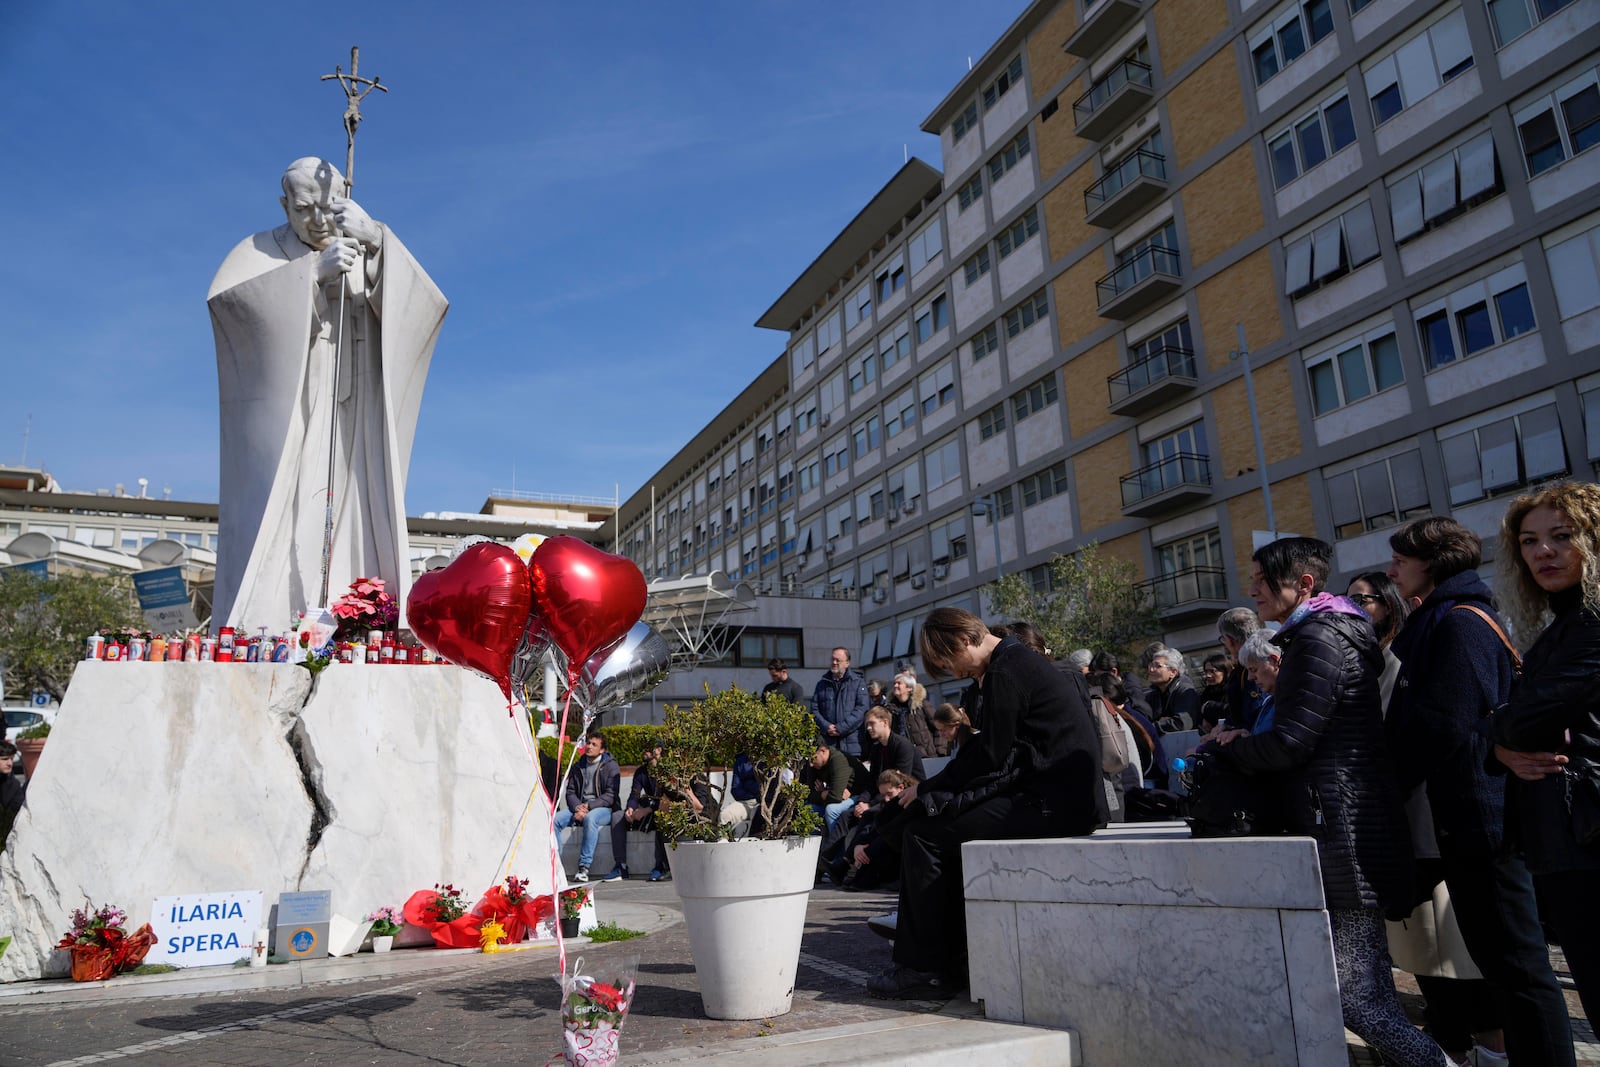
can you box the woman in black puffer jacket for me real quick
[1209,537,1446,1067]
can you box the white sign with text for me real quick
[149,889,264,968]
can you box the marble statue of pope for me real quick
[208,157,447,630]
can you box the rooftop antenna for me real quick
[19,414,30,466]
[137,477,149,499]
[968,56,974,70]
[903,143,908,163]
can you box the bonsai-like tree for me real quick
[654,685,821,843]
[983,543,1161,665]
[0,570,144,702]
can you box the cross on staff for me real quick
[320,46,387,196]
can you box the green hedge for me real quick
[537,723,661,768]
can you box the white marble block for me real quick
[963,824,1344,1067]
[0,661,554,981]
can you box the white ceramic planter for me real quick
[371,935,394,953]
[670,835,820,1019]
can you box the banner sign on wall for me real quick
[149,889,264,968]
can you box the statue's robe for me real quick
[208,223,446,629]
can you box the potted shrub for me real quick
[654,686,821,1020]
[57,901,157,981]
[16,721,49,780]
[365,906,402,952]
[558,885,590,939]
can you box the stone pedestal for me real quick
[963,823,1344,1067]
[0,661,554,981]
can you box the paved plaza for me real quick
[2,878,1592,1066]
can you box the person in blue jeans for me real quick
[801,743,860,836]
[553,734,621,883]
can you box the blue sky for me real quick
[0,2,1023,514]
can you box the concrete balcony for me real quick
[1107,343,1198,416]
[1064,0,1145,58]
[1096,244,1182,320]
[1120,452,1212,517]
[1139,566,1229,623]
[1073,58,1154,141]
[1084,149,1168,229]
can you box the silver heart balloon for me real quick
[573,621,671,714]
[509,623,566,708]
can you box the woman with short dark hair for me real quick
[1386,517,1572,1065]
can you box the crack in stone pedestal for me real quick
[284,713,335,886]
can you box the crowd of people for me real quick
[548,481,1598,1065]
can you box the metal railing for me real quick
[1120,452,1212,507]
[1096,245,1181,305]
[1107,344,1197,403]
[1084,149,1167,213]
[487,488,617,507]
[1140,566,1227,611]
[1073,57,1153,126]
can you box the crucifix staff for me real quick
[315,47,388,608]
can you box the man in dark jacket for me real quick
[1387,517,1573,1064]
[762,659,805,705]
[554,734,622,883]
[811,647,870,756]
[866,608,1106,1000]
[605,742,664,882]
[862,706,925,781]
[1145,648,1201,733]
[801,742,866,835]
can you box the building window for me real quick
[1250,0,1336,87]
[957,173,985,213]
[849,349,878,394]
[853,414,882,458]
[888,461,922,510]
[963,246,992,286]
[820,370,847,416]
[953,100,980,142]
[1439,404,1567,505]
[1545,222,1600,320]
[1268,91,1357,187]
[1004,289,1050,338]
[1283,201,1380,298]
[795,399,818,434]
[824,436,850,477]
[1143,422,1207,468]
[978,402,1007,441]
[997,207,1041,259]
[1364,9,1475,126]
[845,281,873,330]
[816,310,842,355]
[915,293,950,342]
[983,55,1024,111]
[1012,373,1060,423]
[876,252,906,302]
[909,219,944,274]
[1388,130,1502,243]
[1582,387,1600,471]
[1156,529,1224,579]
[880,318,911,372]
[920,361,956,415]
[1326,449,1430,539]
[987,130,1032,184]
[1021,460,1069,507]
[798,458,820,494]
[1414,264,1538,369]
[924,437,963,490]
[1514,66,1600,177]
[791,331,814,373]
[1306,327,1403,415]
[1489,0,1580,47]
[886,386,918,439]
[826,501,854,540]
[930,515,968,562]
[971,323,1000,363]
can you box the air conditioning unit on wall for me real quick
[932,563,949,579]
[871,588,888,604]
[910,574,926,589]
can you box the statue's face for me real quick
[280,166,339,250]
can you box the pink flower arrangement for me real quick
[330,577,398,640]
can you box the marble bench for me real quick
[962,822,1344,1067]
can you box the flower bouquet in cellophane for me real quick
[555,955,637,1067]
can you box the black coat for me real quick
[1149,673,1202,732]
[1217,603,1413,916]
[866,730,926,782]
[1387,570,1514,857]
[915,636,1107,834]
[1495,587,1600,875]
[762,677,806,705]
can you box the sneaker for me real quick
[573,867,590,883]
[602,865,627,882]
[647,868,671,882]
[864,964,963,1000]
[867,911,898,941]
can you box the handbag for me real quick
[1089,693,1132,775]
[1178,749,1288,838]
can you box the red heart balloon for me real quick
[528,536,647,684]
[407,542,532,701]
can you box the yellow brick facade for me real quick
[1226,476,1316,576]
[1093,531,1146,577]
[1041,160,1096,262]
[1210,359,1302,480]
[1165,48,1245,171]
[1071,433,1132,534]
[1036,109,1087,180]
[1195,248,1281,371]
[1153,0,1229,73]
[1027,2,1079,99]
[1182,145,1263,269]
[1064,337,1119,439]
[1052,254,1107,350]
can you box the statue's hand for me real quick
[315,237,363,284]
[332,197,383,252]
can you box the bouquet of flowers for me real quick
[401,884,481,950]
[57,901,158,982]
[556,955,637,1067]
[329,577,398,641]
[478,875,548,946]
[426,883,466,923]
[365,906,402,937]
[559,886,590,921]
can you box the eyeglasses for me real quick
[1346,593,1382,606]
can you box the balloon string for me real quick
[498,702,540,885]
[548,687,579,978]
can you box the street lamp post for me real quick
[970,494,1004,582]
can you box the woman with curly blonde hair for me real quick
[1494,480,1600,1024]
